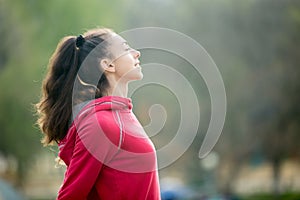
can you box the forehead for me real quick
[106,34,128,57]
[108,33,127,46]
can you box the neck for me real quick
[105,78,129,98]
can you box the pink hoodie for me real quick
[57,96,161,200]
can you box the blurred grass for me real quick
[28,192,300,200]
[241,193,300,200]
[1,0,300,197]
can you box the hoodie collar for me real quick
[73,96,132,120]
[91,96,132,110]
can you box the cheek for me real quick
[113,54,140,80]
[123,55,135,66]
[114,60,131,76]
[116,56,134,69]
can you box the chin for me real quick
[137,72,143,80]
[131,73,143,81]
[126,74,143,83]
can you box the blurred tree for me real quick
[239,0,300,196]
[1,0,299,196]
[0,0,123,186]
[207,0,300,196]
[121,0,300,196]
[0,1,21,71]
[0,0,39,185]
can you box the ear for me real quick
[100,58,115,73]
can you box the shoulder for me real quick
[73,109,121,146]
[74,105,118,129]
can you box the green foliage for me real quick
[120,0,300,194]
[241,192,300,200]
[1,0,300,195]
[0,0,123,183]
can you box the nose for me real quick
[132,49,140,59]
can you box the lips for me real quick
[134,62,140,67]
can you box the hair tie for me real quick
[75,34,85,48]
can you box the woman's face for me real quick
[108,34,142,82]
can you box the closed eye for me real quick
[123,42,132,51]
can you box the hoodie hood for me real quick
[58,96,132,166]
[73,96,132,118]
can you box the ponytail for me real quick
[36,28,113,145]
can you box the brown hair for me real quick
[36,28,113,145]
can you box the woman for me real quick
[36,28,161,200]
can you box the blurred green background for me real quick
[1,0,300,199]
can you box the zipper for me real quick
[115,110,124,149]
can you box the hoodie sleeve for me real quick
[57,112,119,200]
